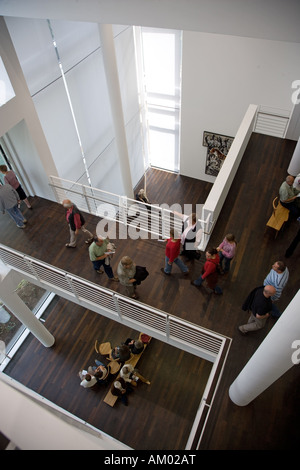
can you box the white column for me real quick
[229,290,300,406]
[0,266,55,348]
[99,24,133,199]
[288,136,300,176]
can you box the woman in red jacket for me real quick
[191,248,222,294]
[161,229,189,275]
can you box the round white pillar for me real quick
[288,136,300,176]
[98,24,133,199]
[229,290,300,406]
[0,267,55,348]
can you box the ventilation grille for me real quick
[254,106,290,138]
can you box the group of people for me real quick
[79,336,150,406]
[0,165,32,228]
[111,362,150,406]
[235,172,298,336]
[61,196,239,300]
[3,169,293,339]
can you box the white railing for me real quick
[48,176,213,243]
[0,243,228,363]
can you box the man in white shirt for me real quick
[79,370,97,388]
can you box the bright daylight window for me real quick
[141,29,182,173]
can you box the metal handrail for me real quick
[0,243,227,362]
[48,175,213,240]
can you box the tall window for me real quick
[140,28,182,173]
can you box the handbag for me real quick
[134,266,149,285]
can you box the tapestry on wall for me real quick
[203,131,234,176]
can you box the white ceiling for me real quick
[0,0,300,43]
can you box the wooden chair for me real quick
[266,197,289,238]
[94,340,121,374]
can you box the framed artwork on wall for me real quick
[203,131,234,176]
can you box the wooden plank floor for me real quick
[1,132,300,450]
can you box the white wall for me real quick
[2,12,300,198]
[180,31,300,182]
[0,17,59,201]
[1,0,300,44]
[2,18,144,198]
[0,375,129,450]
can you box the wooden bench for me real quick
[103,333,151,407]
[266,196,289,238]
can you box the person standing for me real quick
[238,285,276,335]
[0,165,32,209]
[263,261,289,318]
[174,212,202,260]
[88,235,118,281]
[191,247,222,294]
[117,256,138,299]
[161,229,189,276]
[62,199,94,248]
[0,183,27,228]
[217,233,237,274]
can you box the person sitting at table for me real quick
[279,175,300,218]
[111,344,131,362]
[124,337,144,354]
[120,364,151,386]
[111,377,133,406]
[78,370,98,388]
[88,360,110,384]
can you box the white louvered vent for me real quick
[254,106,290,138]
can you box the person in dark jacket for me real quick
[62,199,94,248]
[238,285,276,335]
[111,344,131,362]
[124,338,144,355]
[111,377,133,406]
